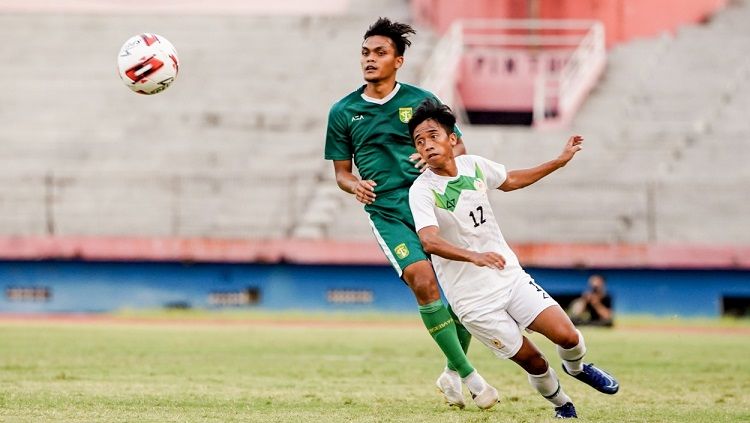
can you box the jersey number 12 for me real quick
[469,206,487,228]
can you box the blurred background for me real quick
[0,0,748,318]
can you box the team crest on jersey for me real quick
[492,338,503,349]
[398,107,413,123]
[394,243,410,259]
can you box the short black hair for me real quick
[408,98,456,139]
[363,17,415,56]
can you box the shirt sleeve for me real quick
[324,104,352,160]
[409,181,439,232]
[472,155,507,189]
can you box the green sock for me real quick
[445,304,472,373]
[419,299,475,378]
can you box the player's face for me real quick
[360,36,403,83]
[413,119,457,168]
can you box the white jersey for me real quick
[409,155,531,318]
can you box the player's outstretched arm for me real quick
[333,160,377,204]
[417,226,506,269]
[499,135,583,192]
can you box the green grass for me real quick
[0,314,748,422]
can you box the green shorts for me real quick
[365,190,428,277]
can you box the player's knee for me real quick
[512,342,548,375]
[520,352,548,375]
[410,276,439,302]
[557,328,580,349]
[403,264,440,302]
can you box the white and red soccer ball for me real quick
[117,33,179,95]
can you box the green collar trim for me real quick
[432,163,484,212]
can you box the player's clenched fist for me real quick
[352,179,377,205]
[470,252,506,269]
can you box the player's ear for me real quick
[395,56,404,69]
[448,132,458,146]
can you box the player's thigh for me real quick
[506,277,559,330]
[366,212,427,278]
[527,305,579,348]
[461,310,523,360]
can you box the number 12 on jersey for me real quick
[469,206,487,228]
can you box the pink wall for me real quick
[539,0,727,46]
[412,0,514,35]
[414,0,725,115]
[458,51,567,111]
[413,0,727,47]
[0,236,748,269]
[459,51,532,111]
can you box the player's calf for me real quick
[528,367,574,410]
[514,338,576,417]
[557,329,586,373]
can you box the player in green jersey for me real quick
[324,18,497,409]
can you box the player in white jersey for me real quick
[407,99,619,419]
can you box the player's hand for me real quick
[558,135,583,164]
[470,252,506,269]
[409,153,429,173]
[352,179,377,205]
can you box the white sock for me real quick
[442,367,461,387]
[443,367,460,379]
[557,329,586,374]
[528,367,572,407]
[462,370,487,394]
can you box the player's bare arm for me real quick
[410,136,466,172]
[499,135,583,192]
[417,226,506,269]
[333,159,377,204]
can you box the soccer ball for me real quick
[117,33,179,95]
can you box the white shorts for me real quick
[457,277,558,359]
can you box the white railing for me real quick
[421,19,606,126]
[555,21,606,123]
[419,23,465,120]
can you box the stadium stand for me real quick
[298,0,750,245]
[0,0,430,240]
[0,0,748,254]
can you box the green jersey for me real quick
[325,83,459,199]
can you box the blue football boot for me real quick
[554,402,578,419]
[562,363,619,394]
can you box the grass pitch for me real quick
[0,313,748,422]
